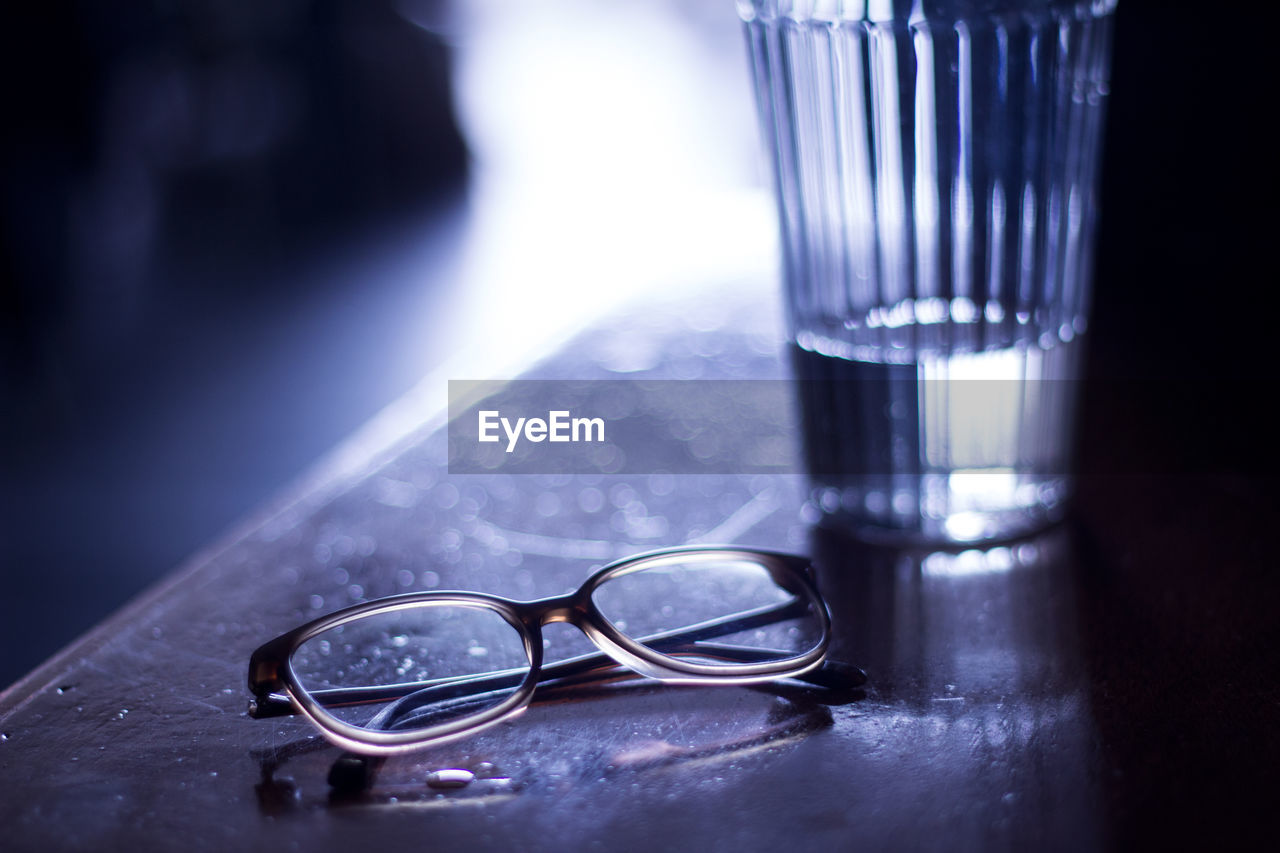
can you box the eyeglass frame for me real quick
[247,545,832,756]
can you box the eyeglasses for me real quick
[247,545,837,756]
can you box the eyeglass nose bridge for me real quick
[512,588,598,631]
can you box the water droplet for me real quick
[116,709,129,720]
[473,762,499,779]
[57,684,75,695]
[467,645,488,658]
[577,488,605,514]
[391,635,409,648]
[0,732,10,742]
[426,769,474,789]
[309,594,324,610]
[434,483,460,510]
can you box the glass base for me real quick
[810,473,1073,545]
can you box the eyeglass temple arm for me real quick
[340,639,868,735]
[529,644,866,692]
[360,644,867,735]
[250,598,852,719]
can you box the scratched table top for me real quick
[2,283,1276,852]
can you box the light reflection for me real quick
[810,523,1104,843]
[444,1,774,366]
[921,544,1017,577]
[357,1,781,455]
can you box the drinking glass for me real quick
[740,0,1117,541]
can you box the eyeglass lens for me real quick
[590,554,823,664]
[290,603,530,733]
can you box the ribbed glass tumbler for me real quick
[741,0,1117,542]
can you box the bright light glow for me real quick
[327,2,780,475]
[922,543,1018,577]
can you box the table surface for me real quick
[2,281,1276,852]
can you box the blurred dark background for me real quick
[0,0,1268,689]
[1,0,471,688]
